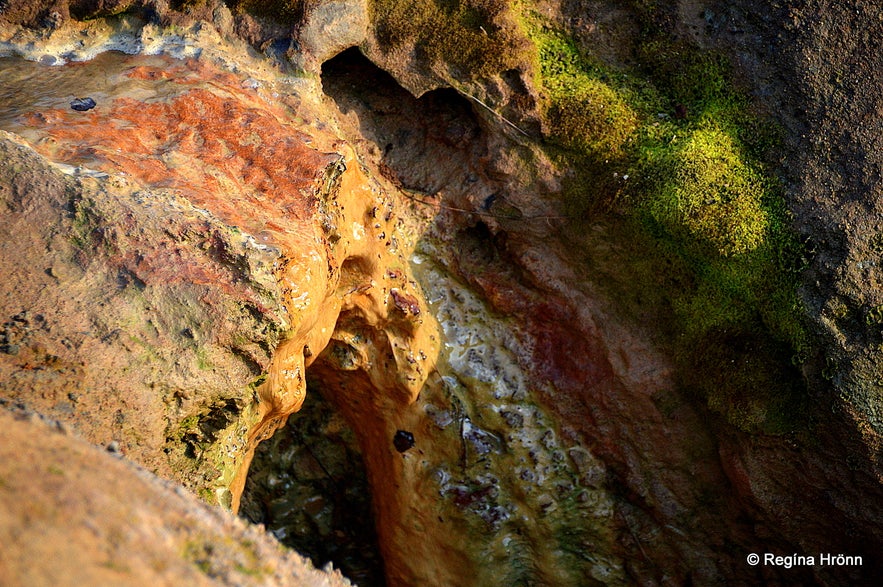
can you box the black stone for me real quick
[70,97,96,112]
[393,430,415,453]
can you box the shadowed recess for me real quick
[240,385,386,587]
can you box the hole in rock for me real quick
[240,385,385,586]
[321,47,488,196]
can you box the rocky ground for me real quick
[1,1,882,586]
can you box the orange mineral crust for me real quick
[3,52,439,520]
[22,56,335,243]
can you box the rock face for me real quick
[0,400,353,587]
[0,13,438,583]
[1,1,883,586]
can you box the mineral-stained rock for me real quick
[0,25,438,515]
[0,128,283,497]
[3,2,883,586]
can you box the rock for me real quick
[1,2,883,586]
[69,97,96,111]
[392,429,414,453]
[293,0,369,73]
[0,405,352,587]
[0,18,440,586]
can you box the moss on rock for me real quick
[226,0,314,24]
[521,9,809,432]
[647,125,767,258]
[369,0,533,81]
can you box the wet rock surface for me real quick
[1,1,883,586]
[0,127,284,495]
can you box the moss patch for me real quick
[369,0,533,81]
[225,0,315,24]
[523,10,808,433]
[165,395,261,505]
[533,25,639,160]
[646,126,767,258]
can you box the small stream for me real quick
[0,52,188,147]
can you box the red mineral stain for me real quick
[24,57,337,249]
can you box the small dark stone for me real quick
[107,440,121,454]
[393,430,415,453]
[390,289,420,316]
[70,97,97,112]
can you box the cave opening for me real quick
[239,381,386,586]
[320,46,489,197]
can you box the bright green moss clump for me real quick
[534,27,638,160]
[648,126,768,258]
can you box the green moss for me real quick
[247,373,267,400]
[70,195,100,251]
[184,534,269,578]
[546,82,638,158]
[182,539,214,575]
[195,347,212,370]
[532,25,639,160]
[524,12,809,432]
[646,126,767,257]
[370,0,532,81]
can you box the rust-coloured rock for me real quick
[0,39,438,517]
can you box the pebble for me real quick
[70,97,96,112]
[393,430,415,453]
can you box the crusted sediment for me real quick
[230,145,440,511]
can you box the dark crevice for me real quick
[240,384,385,587]
[179,398,241,460]
[321,47,489,198]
